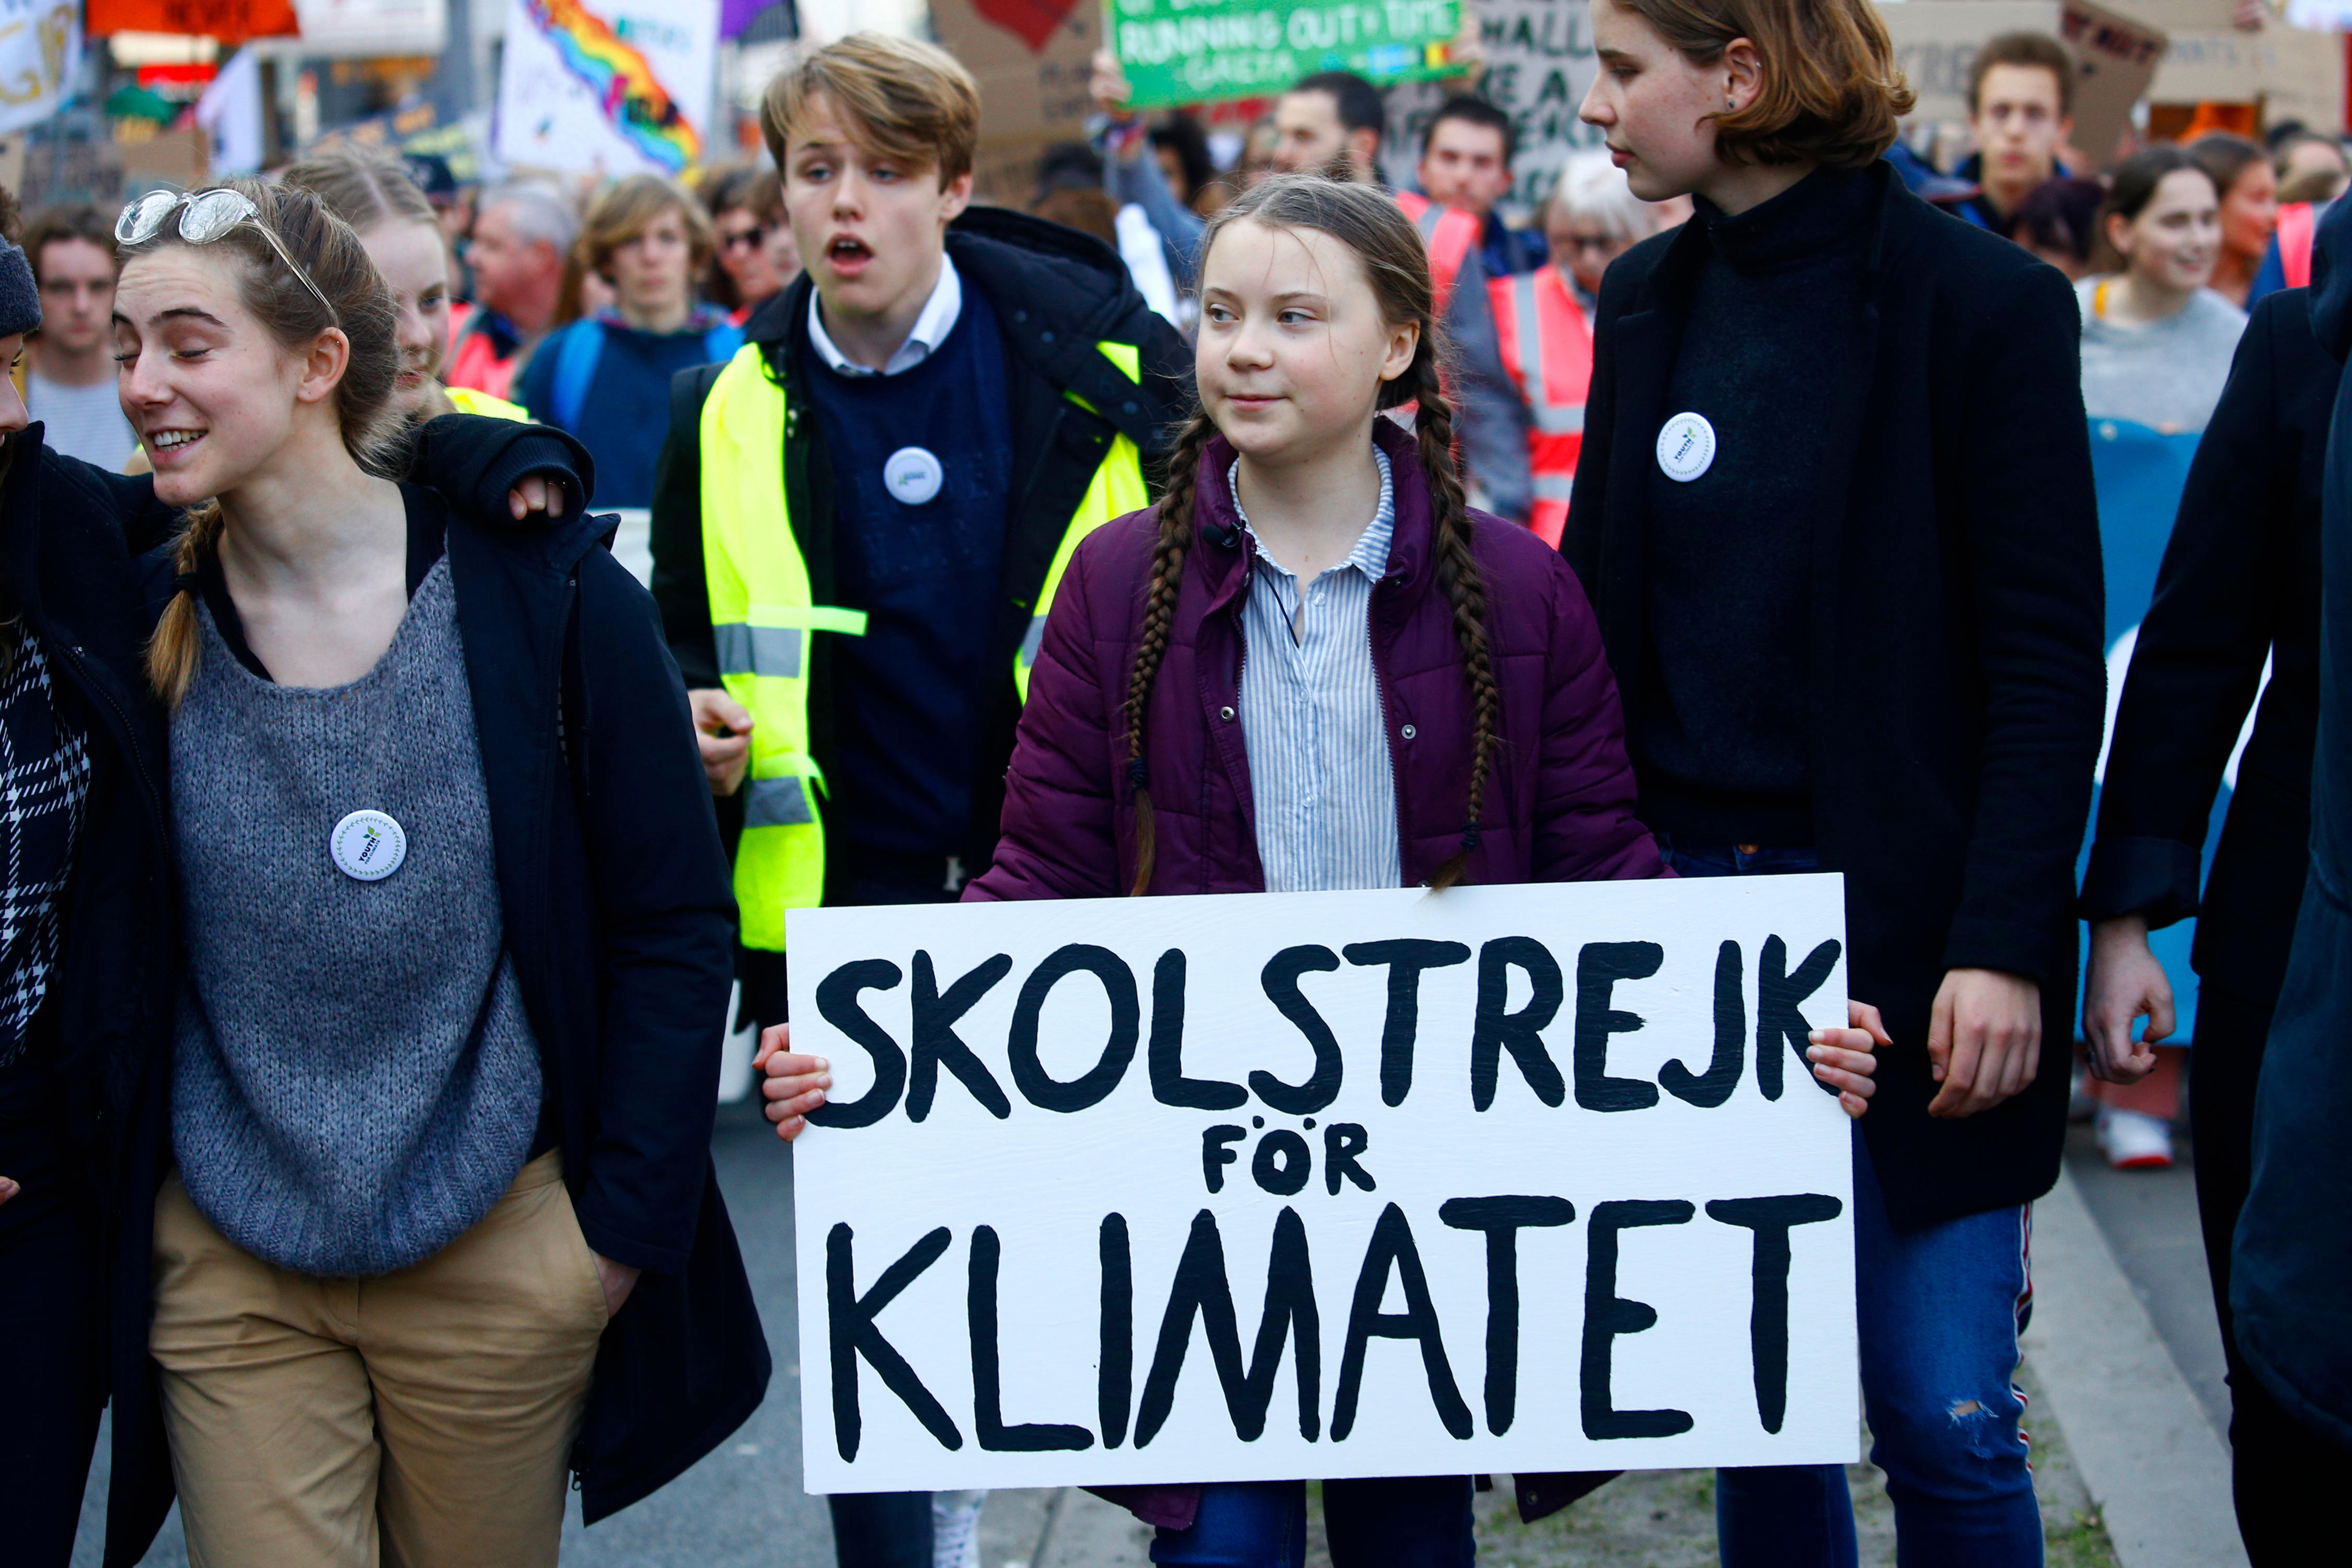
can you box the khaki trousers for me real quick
[151,1150,607,1568]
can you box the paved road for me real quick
[2061,1116,2228,1439]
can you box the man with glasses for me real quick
[448,181,575,405]
[1951,33,2077,238]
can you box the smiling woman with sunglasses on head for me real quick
[105,178,767,1566]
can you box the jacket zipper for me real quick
[1366,582,1409,884]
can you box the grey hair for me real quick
[1548,149,1655,243]
[477,179,578,255]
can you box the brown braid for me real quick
[1124,410,1218,895]
[146,502,227,707]
[1409,351,1498,891]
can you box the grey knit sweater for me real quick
[171,556,543,1276]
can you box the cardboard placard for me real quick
[1877,0,2166,158]
[1112,0,1463,111]
[932,0,1098,204]
[789,878,1859,1493]
[1381,0,1601,214]
[2149,23,2345,130]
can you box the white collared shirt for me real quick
[805,253,964,377]
[1232,444,1402,894]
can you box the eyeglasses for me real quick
[116,188,339,323]
[719,223,769,253]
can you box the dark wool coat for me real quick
[967,416,1668,901]
[106,418,768,1561]
[1569,161,2107,1229]
[4,436,177,1567]
[2082,281,2338,1007]
[2233,194,2352,1446]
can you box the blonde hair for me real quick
[121,179,403,706]
[1612,0,1915,168]
[760,33,979,189]
[277,143,438,237]
[580,172,714,282]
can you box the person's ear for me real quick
[2105,210,2133,260]
[1348,128,1381,175]
[939,169,974,227]
[1721,36,1763,114]
[295,327,352,406]
[1379,319,1420,385]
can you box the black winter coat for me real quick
[1568,162,2107,1229]
[2234,193,2352,1447]
[106,417,767,1561]
[2,434,178,1566]
[2082,283,2339,1008]
[648,206,1192,909]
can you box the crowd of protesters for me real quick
[0,1,2347,1565]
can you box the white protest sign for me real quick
[1382,0,1600,214]
[0,0,80,141]
[789,877,1858,1494]
[490,0,719,177]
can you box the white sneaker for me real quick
[931,1489,984,1568]
[2096,1106,2175,1170]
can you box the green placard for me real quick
[1111,0,1462,110]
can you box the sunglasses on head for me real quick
[116,188,340,324]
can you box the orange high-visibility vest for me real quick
[1490,266,1592,549]
[2280,201,2317,291]
[1395,190,1482,315]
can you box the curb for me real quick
[2020,1167,2245,1568]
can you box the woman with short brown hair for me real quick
[1573,0,2105,1563]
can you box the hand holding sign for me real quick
[756,1024,832,1140]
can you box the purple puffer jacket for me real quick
[969,417,1668,904]
[965,419,1663,1531]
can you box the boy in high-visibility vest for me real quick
[646,40,1189,1558]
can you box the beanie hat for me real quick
[0,242,37,339]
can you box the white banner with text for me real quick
[789,877,1858,1493]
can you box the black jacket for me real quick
[648,205,1192,890]
[2082,284,2339,1007]
[2,435,179,1568]
[1568,162,2107,1228]
[106,417,767,1560]
[2234,194,2352,1446]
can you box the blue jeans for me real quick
[1150,1477,1474,1567]
[1662,838,2043,1568]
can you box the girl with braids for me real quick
[756,171,1882,1566]
[111,178,766,1563]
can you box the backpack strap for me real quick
[702,321,746,366]
[549,320,605,434]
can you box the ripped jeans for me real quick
[1716,1132,2039,1567]
[1658,837,2041,1567]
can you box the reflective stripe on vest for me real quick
[2281,201,2318,291]
[701,339,1147,950]
[1396,191,1481,316]
[445,384,529,421]
[1490,267,1593,549]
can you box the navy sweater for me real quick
[1636,166,1874,846]
[801,287,1013,859]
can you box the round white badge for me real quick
[1656,412,1718,483]
[883,446,945,506]
[330,809,407,882]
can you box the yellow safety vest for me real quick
[446,384,531,421]
[699,338,1150,950]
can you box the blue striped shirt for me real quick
[1232,445,1401,893]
